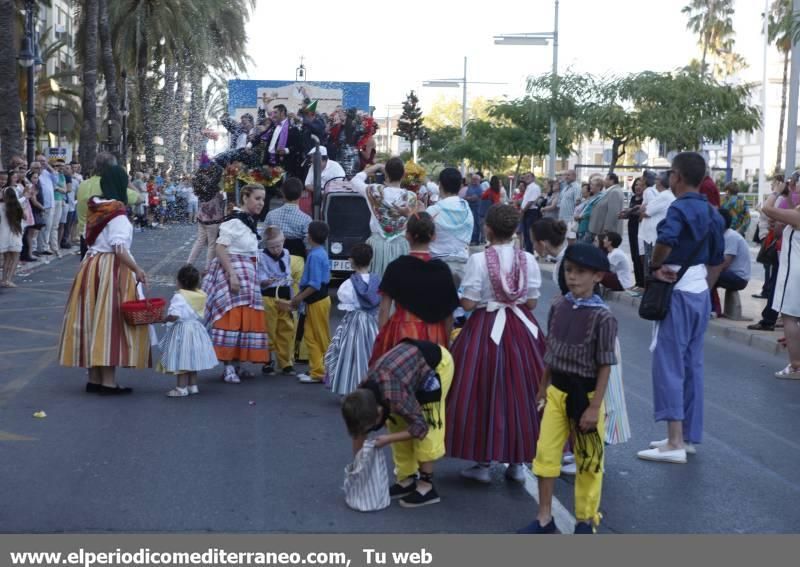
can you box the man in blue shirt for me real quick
[638,152,725,465]
[290,221,331,384]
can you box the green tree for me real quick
[419,125,462,165]
[768,0,793,172]
[628,71,760,151]
[682,0,746,78]
[0,0,23,166]
[78,0,99,171]
[395,90,427,162]
[425,95,492,130]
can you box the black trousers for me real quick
[760,261,780,325]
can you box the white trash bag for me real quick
[343,439,390,512]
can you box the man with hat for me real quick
[637,152,725,465]
[303,146,346,210]
[519,242,618,535]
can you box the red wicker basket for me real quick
[121,298,167,326]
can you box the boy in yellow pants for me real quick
[518,243,618,535]
[289,221,331,383]
[258,226,296,375]
[342,339,454,508]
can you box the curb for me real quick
[537,261,783,357]
[601,290,783,356]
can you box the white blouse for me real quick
[216,218,259,256]
[462,243,541,306]
[337,273,372,311]
[88,215,133,255]
[167,293,201,322]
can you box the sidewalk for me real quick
[536,259,785,356]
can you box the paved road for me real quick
[1,224,799,533]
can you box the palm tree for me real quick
[78,0,99,172]
[768,0,793,173]
[98,0,121,149]
[0,0,24,166]
[682,0,745,78]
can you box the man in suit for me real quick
[588,172,625,239]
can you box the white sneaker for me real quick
[563,452,576,464]
[775,364,800,380]
[223,370,240,384]
[649,438,696,455]
[505,463,527,483]
[187,385,199,395]
[166,387,189,397]
[561,462,577,475]
[637,447,687,464]
[297,373,320,384]
[460,464,491,483]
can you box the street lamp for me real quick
[17,0,38,164]
[423,56,506,173]
[494,0,560,178]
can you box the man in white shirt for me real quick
[520,172,542,253]
[304,146,346,194]
[31,156,59,256]
[600,231,634,291]
[711,208,752,316]
[427,167,474,285]
[638,170,674,274]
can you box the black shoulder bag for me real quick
[638,237,707,321]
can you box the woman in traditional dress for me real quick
[203,184,269,383]
[446,204,546,483]
[351,159,418,276]
[369,212,459,365]
[59,166,150,394]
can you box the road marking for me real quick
[0,350,56,406]
[508,464,577,534]
[0,430,36,442]
[0,325,60,337]
[145,239,191,276]
[0,305,64,313]
[8,287,68,296]
[0,346,57,355]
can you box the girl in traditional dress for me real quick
[369,212,459,365]
[203,184,269,383]
[446,204,546,483]
[325,243,381,396]
[59,167,151,394]
[159,265,219,397]
[0,187,25,287]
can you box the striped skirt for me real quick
[446,307,546,463]
[604,338,631,445]
[157,319,219,374]
[325,309,379,396]
[367,233,409,277]
[369,305,449,366]
[203,255,268,363]
[59,252,151,369]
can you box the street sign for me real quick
[45,108,75,135]
[48,147,67,161]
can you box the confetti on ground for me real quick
[248,401,256,406]
[33,411,47,419]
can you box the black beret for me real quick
[564,243,610,273]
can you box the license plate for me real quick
[331,259,352,272]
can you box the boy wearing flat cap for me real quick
[518,242,618,535]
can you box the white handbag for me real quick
[343,439,390,512]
